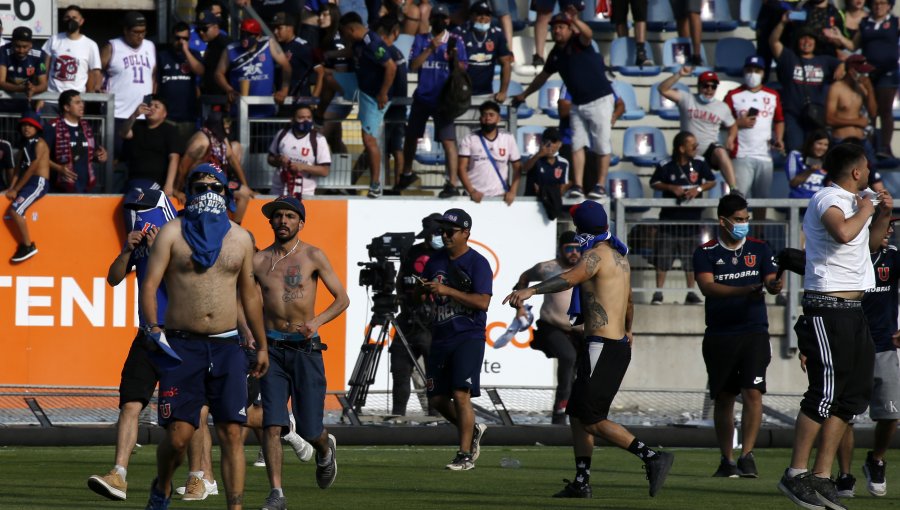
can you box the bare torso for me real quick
[831,81,866,140]
[579,242,630,339]
[532,259,574,330]
[253,241,320,332]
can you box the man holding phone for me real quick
[118,95,183,207]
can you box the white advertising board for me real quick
[0,0,55,37]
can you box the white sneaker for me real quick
[253,448,266,467]
[283,424,315,462]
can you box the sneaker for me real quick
[835,473,856,498]
[863,451,887,497]
[685,291,703,305]
[261,492,287,510]
[471,423,487,462]
[532,54,545,66]
[284,415,315,462]
[180,474,208,501]
[445,451,475,471]
[712,457,739,478]
[175,481,216,497]
[586,185,607,199]
[10,243,37,263]
[690,54,703,66]
[87,469,127,500]
[394,172,419,191]
[808,475,847,510]
[253,448,266,467]
[145,478,171,510]
[367,182,383,199]
[635,47,652,67]
[551,412,567,425]
[777,471,826,510]
[438,181,460,199]
[645,451,675,497]
[565,185,584,199]
[737,452,759,478]
[316,434,337,489]
[552,479,592,498]
[651,291,664,305]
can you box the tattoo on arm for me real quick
[532,275,570,294]
[227,494,243,505]
[583,291,609,328]
[584,252,601,274]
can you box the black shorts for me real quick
[531,319,580,360]
[119,331,161,408]
[702,331,771,400]
[795,299,874,422]
[567,337,631,424]
[611,0,648,24]
[650,226,698,272]
[702,143,724,170]
[669,0,702,18]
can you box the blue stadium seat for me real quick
[611,81,646,121]
[538,80,564,119]
[715,38,756,77]
[332,72,359,101]
[661,37,711,73]
[508,0,527,32]
[610,37,662,77]
[414,124,445,166]
[770,167,791,198]
[647,0,677,32]
[494,79,534,119]
[623,126,669,167]
[649,81,690,120]
[517,125,546,157]
[700,0,739,31]
[394,34,415,60]
[740,0,762,29]
[607,170,650,212]
[580,0,617,31]
[893,90,900,120]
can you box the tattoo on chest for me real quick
[282,265,304,302]
[583,290,609,328]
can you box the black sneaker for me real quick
[863,450,887,496]
[690,54,703,66]
[532,54,545,67]
[586,184,607,199]
[835,473,856,498]
[11,243,37,263]
[737,452,759,478]
[470,423,487,462]
[685,291,703,305]
[565,185,584,199]
[438,182,460,199]
[315,434,337,489]
[777,471,826,510]
[445,451,475,471]
[645,451,675,497]
[651,291,664,305]
[713,456,739,478]
[635,47,652,68]
[394,172,419,191]
[552,479,592,498]
[808,475,847,510]
[551,412,567,425]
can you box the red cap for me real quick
[240,18,263,35]
[698,71,719,84]
[846,54,875,73]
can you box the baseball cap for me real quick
[570,200,609,234]
[436,208,473,229]
[196,9,218,26]
[262,195,306,221]
[558,231,579,246]
[416,212,444,238]
[744,55,766,69]
[123,11,147,28]
[271,12,296,27]
[846,54,875,73]
[12,26,32,42]
[124,188,166,210]
[698,71,719,84]
[241,18,263,35]
[18,111,42,132]
[186,162,229,191]
[470,0,493,14]
[549,13,572,25]
[431,4,450,18]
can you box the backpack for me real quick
[438,37,472,120]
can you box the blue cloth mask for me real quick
[567,232,629,325]
[293,120,313,134]
[181,190,231,268]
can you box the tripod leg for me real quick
[391,317,428,382]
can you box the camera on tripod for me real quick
[357,232,416,313]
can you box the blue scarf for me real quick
[181,191,231,268]
[567,232,629,325]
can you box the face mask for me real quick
[480,122,497,133]
[696,94,713,104]
[293,120,313,134]
[240,35,255,49]
[726,218,750,240]
[473,21,491,32]
[744,72,762,88]
[181,190,232,268]
[63,18,79,34]
[856,72,869,80]
[429,235,444,250]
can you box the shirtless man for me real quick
[504,200,674,500]
[825,55,877,144]
[140,163,268,510]
[253,196,348,510]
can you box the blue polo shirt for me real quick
[649,157,716,220]
[693,237,777,336]
[455,23,511,96]
[278,36,315,96]
[409,32,468,105]
[353,31,392,98]
[157,47,202,123]
[0,46,46,84]
[544,36,612,105]
[863,246,900,353]
[859,15,899,71]
[525,155,569,197]
[423,248,492,343]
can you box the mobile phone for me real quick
[787,10,807,22]
[748,107,759,117]
[143,94,153,105]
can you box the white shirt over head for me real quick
[43,33,101,93]
[459,129,521,197]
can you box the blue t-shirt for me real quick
[863,246,900,353]
[784,150,826,199]
[456,23,511,96]
[860,15,899,71]
[279,36,315,96]
[423,248,493,343]
[44,120,93,192]
[128,201,177,326]
[544,37,612,105]
[693,237,777,336]
[226,38,277,118]
[386,44,408,121]
[157,47,202,123]
[409,32,468,105]
[0,45,47,84]
[649,157,716,220]
[774,49,838,115]
[353,31,392,98]
[525,155,569,197]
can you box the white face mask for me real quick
[744,72,762,88]
[429,235,444,250]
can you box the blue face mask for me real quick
[181,190,232,268]
[293,120,313,134]
[727,219,750,240]
[473,21,491,32]
[429,235,444,250]
[696,94,713,104]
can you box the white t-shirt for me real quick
[677,93,735,151]
[105,38,156,119]
[725,85,784,160]
[43,33,102,93]
[803,184,875,292]
[268,129,331,196]
[459,130,521,197]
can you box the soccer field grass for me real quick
[1,445,897,509]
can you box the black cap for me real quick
[416,213,444,239]
[196,9,218,26]
[123,188,165,210]
[262,195,306,221]
[470,0,493,14]
[12,26,32,42]
[436,208,472,229]
[558,231,579,246]
[271,12,296,27]
[124,11,147,28]
[431,4,450,18]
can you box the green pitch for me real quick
[1,445,897,509]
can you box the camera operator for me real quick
[391,212,444,416]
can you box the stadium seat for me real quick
[581,0,617,32]
[706,172,732,198]
[623,126,669,167]
[649,81,690,120]
[770,167,791,198]
[517,125,546,157]
[332,72,359,102]
[414,124,445,166]
[607,170,650,212]
[661,38,711,73]
[494,79,534,119]
[893,90,900,120]
[609,37,662,77]
[714,38,756,77]
[647,0,677,32]
[538,80,564,119]
[394,34,415,60]
[700,0,739,31]
[740,0,762,28]
[511,36,546,76]
[611,81,646,121]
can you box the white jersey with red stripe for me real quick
[105,37,156,119]
[724,85,784,160]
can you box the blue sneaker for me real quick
[145,478,171,510]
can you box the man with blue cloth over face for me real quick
[140,162,268,510]
[505,200,674,500]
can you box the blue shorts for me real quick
[872,67,900,90]
[156,330,249,429]
[358,91,390,137]
[10,176,48,216]
[260,331,327,441]
[426,337,485,398]
[491,0,511,16]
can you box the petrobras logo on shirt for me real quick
[714,269,760,281]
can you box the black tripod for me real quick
[342,292,427,423]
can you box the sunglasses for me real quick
[440,227,462,237]
[563,245,582,254]
[700,82,718,89]
[173,36,189,41]
[191,181,226,194]
[197,25,212,33]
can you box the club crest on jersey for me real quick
[301,147,310,156]
[744,254,757,267]
[689,171,698,183]
[499,148,506,157]
[160,403,171,419]
[486,40,494,52]
[554,166,563,179]
[879,266,890,282]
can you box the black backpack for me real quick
[438,37,472,120]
